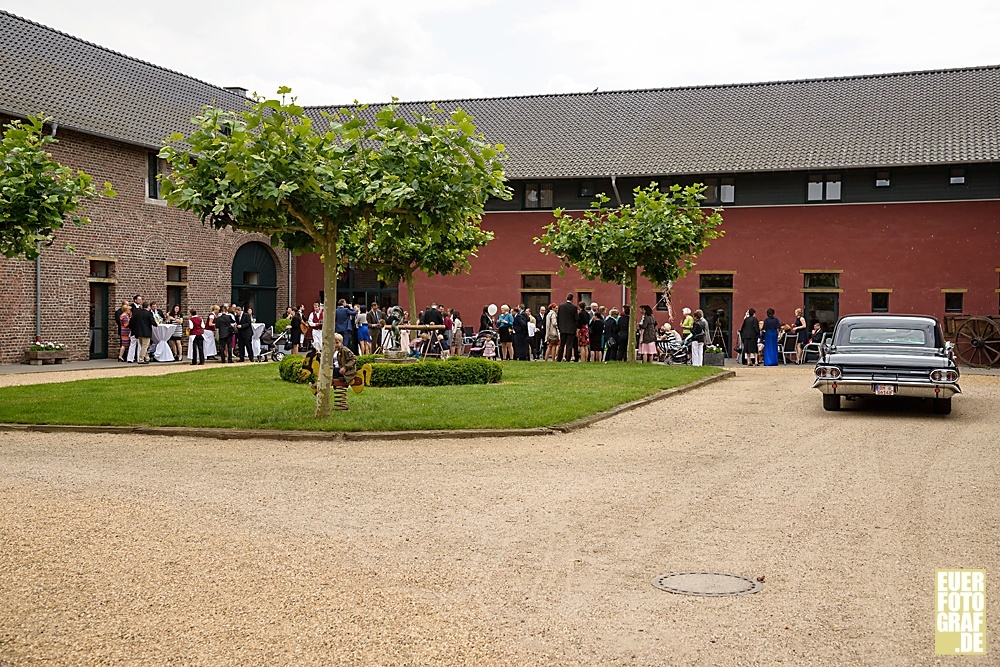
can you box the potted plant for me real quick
[704,344,725,366]
[26,341,69,365]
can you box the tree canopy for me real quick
[0,115,115,260]
[538,183,724,361]
[159,89,508,416]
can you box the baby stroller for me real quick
[467,329,498,357]
[662,335,691,365]
[257,326,288,363]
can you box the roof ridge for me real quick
[0,8,249,104]
[303,64,1000,110]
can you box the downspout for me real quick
[35,244,42,339]
[36,122,57,340]
[610,175,626,306]
[288,249,293,308]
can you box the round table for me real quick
[250,322,266,357]
[150,323,179,362]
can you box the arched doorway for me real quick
[231,242,278,325]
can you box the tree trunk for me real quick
[314,237,338,418]
[627,267,638,363]
[406,273,417,324]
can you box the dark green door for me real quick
[89,283,109,359]
[804,293,839,333]
[231,242,278,326]
[700,292,733,355]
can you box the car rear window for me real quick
[846,327,929,346]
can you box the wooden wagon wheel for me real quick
[953,316,1000,368]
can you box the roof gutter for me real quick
[610,175,623,207]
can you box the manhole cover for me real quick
[652,572,762,597]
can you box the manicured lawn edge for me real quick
[0,369,734,441]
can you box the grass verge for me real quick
[0,362,721,432]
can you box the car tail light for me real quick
[931,369,959,383]
[815,366,842,379]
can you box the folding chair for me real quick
[780,334,799,364]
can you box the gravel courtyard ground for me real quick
[1,366,997,666]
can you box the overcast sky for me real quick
[5,0,999,104]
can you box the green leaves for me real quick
[537,182,724,361]
[0,115,115,260]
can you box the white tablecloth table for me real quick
[187,331,218,359]
[151,323,178,362]
[250,322,266,357]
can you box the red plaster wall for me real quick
[296,201,1000,338]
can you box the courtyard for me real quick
[0,366,997,665]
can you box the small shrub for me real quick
[370,357,502,387]
[274,317,291,334]
[278,354,313,384]
[356,353,382,367]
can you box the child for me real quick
[482,332,497,360]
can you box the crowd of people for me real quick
[115,295,262,365]
[738,307,822,366]
[112,293,824,369]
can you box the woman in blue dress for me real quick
[762,308,782,366]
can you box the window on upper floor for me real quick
[702,177,735,204]
[949,168,966,185]
[525,181,554,209]
[807,174,841,202]
[875,171,891,188]
[147,152,163,199]
[578,180,595,198]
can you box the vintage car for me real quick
[813,314,960,414]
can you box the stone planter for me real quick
[25,349,71,365]
[704,352,725,367]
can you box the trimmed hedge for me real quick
[369,357,502,387]
[278,354,313,384]
[278,354,501,387]
[274,317,291,335]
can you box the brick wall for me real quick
[0,125,292,363]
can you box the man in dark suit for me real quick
[422,303,444,328]
[512,304,530,361]
[557,293,579,362]
[216,307,235,362]
[234,305,254,362]
[130,303,155,364]
[334,299,354,352]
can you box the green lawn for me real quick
[0,362,721,432]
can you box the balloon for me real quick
[487,304,498,316]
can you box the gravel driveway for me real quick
[1,366,997,666]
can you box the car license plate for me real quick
[874,384,895,396]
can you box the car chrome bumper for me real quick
[812,379,961,399]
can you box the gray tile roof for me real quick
[2,9,999,178]
[307,67,1000,178]
[0,9,248,149]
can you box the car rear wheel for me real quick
[823,394,841,411]
[932,398,952,415]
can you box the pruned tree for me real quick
[0,115,115,260]
[159,90,507,416]
[538,183,724,362]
